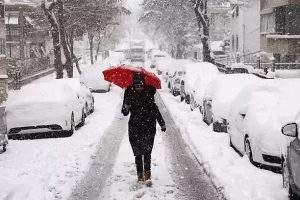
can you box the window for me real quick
[9,29,19,36]
[236,35,239,51]
[0,4,4,19]
[194,52,197,60]
[0,39,5,55]
[236,6,239,17]
[261,13,275,33]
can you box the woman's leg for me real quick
[135,155,143,174]
[144,153,151,172]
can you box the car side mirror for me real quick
[282,123,298,137]
[88,87,93,92]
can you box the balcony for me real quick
[6,35,20,43]
[261,33,300,54]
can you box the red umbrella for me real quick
[102,64,161,89]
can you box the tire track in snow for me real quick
[68,114,127,200]
[156,94,224,200]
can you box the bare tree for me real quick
[140,0,198,58]
[191,0,214,63]
[41,2,63,79]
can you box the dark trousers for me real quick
[135,154,151,174]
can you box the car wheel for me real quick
[79,109,85,127]
[67,113,75,137]
[213,122,220,132]
[90,102,95,114]
[180,94,184,102]
[245,138,253,163]
[227,123,234,147]
[282,158,300,199]
[199,106,203,114]
[185,95,190,104]
[85,104,89,116]
[2,144,6,152]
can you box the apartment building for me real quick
[230,0,261,56]
[260,0,300,62]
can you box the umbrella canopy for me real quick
[102,64,161,89]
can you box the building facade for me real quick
[208,3,231,42]
[260,0,300,62]
[0,0,7,102]
[5,3,53,78]
[230,0,261,57]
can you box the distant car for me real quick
[202,74,259,132]
[228,79,300,169]
[180,63,209,104]
[169,59,193,96]
[80,66,111,93]
[7,82,84,136]
[150,50,168,68]
[225,63,254,74]
[53,78,95,116]
[282,124,300,199]
[189,62,219,112]
[0,105,7,152]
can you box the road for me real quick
[68,93,223,200]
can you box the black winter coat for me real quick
[121,85,165,156]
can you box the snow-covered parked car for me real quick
[7,82,85,137]
[80,65,111,93]
[150,50,168,69]
[282,123,300,199]
[169,59,193,96]
[52,78,95,116]
[228,79,300,170]
[180,63,210,104]
[155,57,173,75]
[0,105,7,152]
[225,63,254,74]
[202,74,260,132]
[190,62,219,112]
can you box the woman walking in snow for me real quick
[121,72,166,186]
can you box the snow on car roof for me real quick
[228,63,255,73]
[229,79,300,152]
[165,59,193,73]
[156,57,174,72]
[184,62,219,93]
[193,63,220,103]
[8,82,75,106]
[204,74,260,120]
[233,79,300,126]
[52,78,82,95]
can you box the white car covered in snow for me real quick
[180,63,213,104]
[7,82,84,136]
[150,50,168,69]
[228,79,300,168]
[162,59,193,96]
[190,62,219,112]
[202,74,260,132]
[80,65,111,93]
[52,78,95,116]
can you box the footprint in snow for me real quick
[134,191,147,199]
